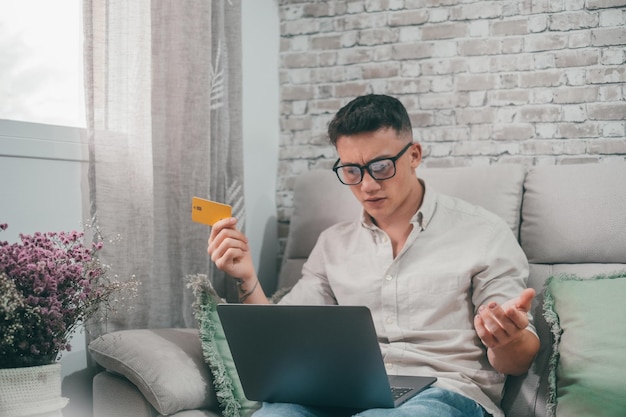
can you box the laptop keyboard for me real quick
[391,387,412,400]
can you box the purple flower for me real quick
[0,221,133,368]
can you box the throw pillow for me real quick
[543,272,626,417]
[188,274,260,417]
[88,328,217,415]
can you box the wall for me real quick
[242,0,281,294]
[274,0,626,249]
[0,119,92,414]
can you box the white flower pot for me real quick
[0,363,68,417]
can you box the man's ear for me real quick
[410,142,423,168]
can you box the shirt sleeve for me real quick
[471,218,537,336]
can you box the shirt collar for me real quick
[359,178,436,232]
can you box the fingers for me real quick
[208,218,245,252]
[207,218,254,276]
[515,288,535,312]
[475,301,529,348]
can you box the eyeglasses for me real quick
[332,142,414,185]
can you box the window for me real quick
[0,1,85,127]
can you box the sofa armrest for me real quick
[89,328,219,416]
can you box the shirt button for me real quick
[385,275,393,281]
[385,362,394,371]
[386,317,394,324]
[381,236,389,243]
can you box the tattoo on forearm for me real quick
[235,278,259,303]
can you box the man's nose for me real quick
[359,170,380,191]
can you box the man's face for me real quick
[335,128,422,224]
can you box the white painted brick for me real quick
[420,92,470,109]
[469,91,487,107]
[568,31,592,48]
[520,70,563,87]
[549,12,599,31]
[565,0,586,10]
[469,20,490,37]
[459,38,501,56]
[561,104,587,122]
[421,126,470,144]
[466,57,491,73]
[341,31,359,48]
[564,69,587,86]
[491,90,532,106]
[588,139,626,154]
[427,143,453,157]
[373,45,393,61]
[535,123,558,138]
[602,122,626,137]
[555,49,598,68]
[600,48,626,65]
[401,61,422,77]
[587,0,626,10]
[491,19,529,36]
[528,15,548,33]
[554,86,599,103]
[532,89,554,104]
[431,76,454,92]
[592,27,626,46]
[586,66,626,83]
[501,37,524,54]
[533,53,556,69]
[292,101,308,115]
[599,85,624,101]
[457,73,497,91]
[493,124,535,140]
[470,124,492,140]
[588,102,626,120]
[456,107,497,124]
[500,73,520,89]
[433,109,456,126]
[495,107,517,123]
[599,9,625,27]
[422,22,468,40]
[517,105,562,122]
[432,41,458,58]
[450,1,503,20]
[525,33,569,52]
[389,10,429,26]
[398,26,422,43]
[429,9,449,23]
[421,58,467,75]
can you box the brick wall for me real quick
[275,0,626,250]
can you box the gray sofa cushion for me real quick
[418,164,526,238]
[521,163,626,264]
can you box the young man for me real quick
[208,94,539,417]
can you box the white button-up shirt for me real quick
[280,182,535,417]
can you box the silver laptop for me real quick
[216,304,437,411]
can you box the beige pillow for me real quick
[89,328,218,415]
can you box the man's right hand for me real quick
[207,217,256,282]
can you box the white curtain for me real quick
[83,0,244,335]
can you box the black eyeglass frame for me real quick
[332,142,414,185]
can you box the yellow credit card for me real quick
[191,197,232,226]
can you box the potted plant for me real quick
[0,221,136,416]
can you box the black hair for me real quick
[327,94,413,146]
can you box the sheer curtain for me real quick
[83,0,244,335]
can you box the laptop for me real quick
[216,304,437,411]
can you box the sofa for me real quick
[89,162,626,417]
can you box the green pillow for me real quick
[188,274,259,417]
[543,272,626,417]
